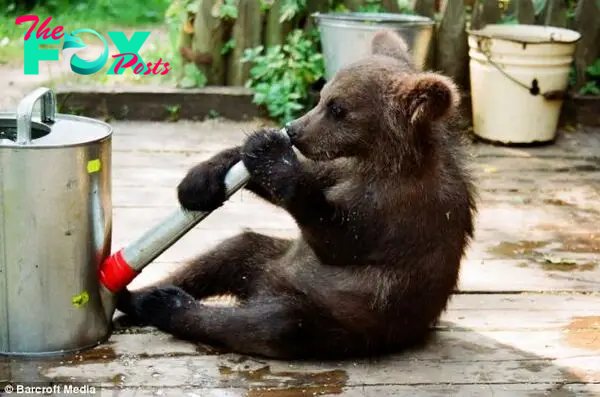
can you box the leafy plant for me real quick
[579,58,600,96]
[221,38,236,55]
[358,0,385,13]
[211,0,239,20]
[280,0,308,22]
[242,29,324,124]
[163,0,208,88]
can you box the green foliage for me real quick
[280,0,308,22]
[242,29,325,124]
[211,0,239,20]
[580,58,600,96]
[238,0,419,123]
[2,0,169,27]
[163,0,208,88]
[221,38,236,55]
[179,63,208,88]
[358,0,385,13]
[0,0,170,64]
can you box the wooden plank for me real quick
[304,0,331,32]
[537,0,569,27]
[412,0,436,70]
[108,159,600,189]
[30,353,600,387]
[264,0,283,49]
[111,182,600,209]
[573,0,600,91]
[33,385,600,397]
[226,0,263,86]
[381,0,401,13]
[514,0,535,24]
[126,254,600,293]
[191,0,227,85]
[12,295,599,387]
[470,0,502,30]
[412,0,436,18]
[435,0,469,88]
[107,121,600,159]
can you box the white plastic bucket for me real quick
[467,24,581,144]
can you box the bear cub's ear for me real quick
[393,72,460,126]
[372,30,409,57]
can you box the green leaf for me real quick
[580,81,600,95]
[586,59,600,77]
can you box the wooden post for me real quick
[304,0,330,32]
[265,0,284,48]
[227,0,263,86]
[513,0,535,24]
[343,0,365,10]
[572,0,600,91]
[413,0,436,71]
[381,0,401,13]
[191,0,227,85]
[413,0,436,18]
[177,12,195,83]
[536,0,569,27]
[436,0,469,88]
[470,0,501,30]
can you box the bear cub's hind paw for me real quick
[130,286,196,330]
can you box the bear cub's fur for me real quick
[117,29,477,360]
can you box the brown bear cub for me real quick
[116,29,477,360]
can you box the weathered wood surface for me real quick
[226,0,263,86]
[512,0,536,24]
[537,0,570,27]
[102,120,600,295]
[3,120,600,394]
[469,0,502,30]
[3,295,600,394]
[191,0,227,85]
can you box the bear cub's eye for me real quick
[327,99,346,120]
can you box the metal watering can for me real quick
[0,87,288,357]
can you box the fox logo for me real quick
[62,29,108,75]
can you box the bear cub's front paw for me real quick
[241,128,297,173]
[177,162,228,212]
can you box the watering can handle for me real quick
[16,87,57,144]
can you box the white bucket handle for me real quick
[475,38,568,101]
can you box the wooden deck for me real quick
[3,120,600,396]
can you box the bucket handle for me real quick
[16,87,56,144]
[475,38,568,101]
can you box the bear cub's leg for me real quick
[116,231,291,322]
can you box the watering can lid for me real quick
[0,87,112,148]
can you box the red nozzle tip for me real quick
[99,249,138,293]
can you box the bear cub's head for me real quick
[287,30,460,163]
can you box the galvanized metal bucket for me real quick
[313,12,435,80]
[0,87,113,356]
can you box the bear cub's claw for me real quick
[177,162,228,212]
[241,128,297,173]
